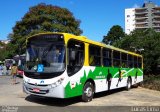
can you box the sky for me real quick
[0,0,160,42]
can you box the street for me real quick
[0,75,160,107]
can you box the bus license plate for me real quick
[33,88,40,92]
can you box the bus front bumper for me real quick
[23,82,65,98]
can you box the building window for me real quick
[127,15,130,17]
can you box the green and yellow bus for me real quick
[23,32,143,102]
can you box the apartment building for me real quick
[125,2,160,34]
[0,40,10,44]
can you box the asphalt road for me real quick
[0,76,160,112]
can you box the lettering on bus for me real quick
[29,34,64,42]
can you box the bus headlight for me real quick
[50,78,64,88]
[23,80,27,84]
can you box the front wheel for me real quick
[82,82,94,102]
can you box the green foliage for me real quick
[102,25,125,45]
[0,41,5,46]
[111,28,160,74]
[141,75,160,91]
[7,3,82,57]
[0,42,16,61]
[0,42,7,60]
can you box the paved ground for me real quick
[0,75,160,107]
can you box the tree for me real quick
[113,28,160,74]
[102,25,125,45]
[0,41,6,60]
[142,30,160,74]
[115,29,145,51]
[102,25,160,74]
[0,42,15,61]
[9,3,83,55]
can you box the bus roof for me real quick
[26,32,142,57]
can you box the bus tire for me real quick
[126,77,132,91]
[82,82,94,102]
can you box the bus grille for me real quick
[27,83,48,87]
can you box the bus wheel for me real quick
[82,82,94,102]
[126,77,132,91]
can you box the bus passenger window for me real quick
[89,45,101,66]
[103,48,112,67]
[67,39,84,76]
[113,51,120,67]
[121,53,127,68]
[134,56,138,68]
[138,57,142,68]
[89,55,95,65]
[128,55,134,68]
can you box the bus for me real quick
[13,54,26,77]
[23,32,143,102]
[5,59,15,69]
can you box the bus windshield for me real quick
[25,34,65,73]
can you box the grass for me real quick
[140,74,160,91]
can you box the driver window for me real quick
[67,39,84,76]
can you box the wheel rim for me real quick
[85,87,93,97]
[128,80,131,89]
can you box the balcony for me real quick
[135,24,149,29]
[152,7,160,16]
[154,29,160,32]
[135,8,147,11]
[152,10,160,14]
[135,22,148,26]
[152,19,160,23]
[136,19,148,24]
[152,7,160,10]
[152,23,160,28]
[135,15,148,20]
[153,16,160,19]
[152,13,160,17]
[135,10,148,15]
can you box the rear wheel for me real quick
[126,77,132,91]
[82,82,94,102]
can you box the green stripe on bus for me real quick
[64,67,143,98]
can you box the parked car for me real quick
[17,65,24,77]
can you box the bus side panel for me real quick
[130,68,143,85]
[64,67,90,98]
[64,66,96,98]
[64,66,108,98]
[94,67,143,92]
[64,77,84,98]
[64,66,143,98]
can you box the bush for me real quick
[141,75,160,91]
